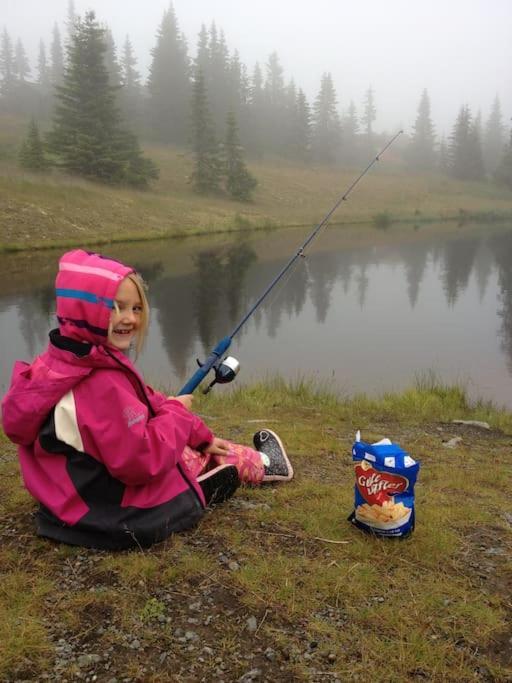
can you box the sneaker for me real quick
[197,464,240,506]
[253,429,294,482]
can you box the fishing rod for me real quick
[179,130,403,396]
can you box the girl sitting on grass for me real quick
[1,249,293,550]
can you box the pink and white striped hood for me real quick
[56,249,134,345]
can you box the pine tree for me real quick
[246,62,265,157]
[286,87,311,163]
[67,0,77,37]
[19,118,48,171]
[120,36,142,130]
[407,89,436,170]
[449,105,471,179]
[283,79,297,157]
[448,105,484,181]
[264,51,286,151]
[50,24,64,87]
[469,112,485,181]
[483,95,505,176]
[48,11,158,187]
[228,50,251,148]
[13,39,31,82]
[224,110,257,201]
[0,28,15,99]
[361,86,376,154]
[264,51,285,108]
[208,24,230,131]
[36,40,52,118]
[439,135,450,174]
[147,4,190,144]
[104,28,122,89]
[37,41,50,92]
[227,50,245,113]
[311,72,341,164]
[195,24,209,76]
[341,100,360,166]
[494,127,512,190]
[189,69,223,193]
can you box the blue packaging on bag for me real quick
[348,432,420,537]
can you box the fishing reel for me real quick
[199,355,240,394]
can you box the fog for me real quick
[4,0,512,135]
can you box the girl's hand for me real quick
[203,437,230,456]
[168,394,193,411]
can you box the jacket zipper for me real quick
[104,348,156,417]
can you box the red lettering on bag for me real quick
[355,464,408,505]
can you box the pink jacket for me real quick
[1,250,213,549]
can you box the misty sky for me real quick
[4,0,511,136]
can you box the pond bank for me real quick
[2,152,512,252]
[3,208,512,254]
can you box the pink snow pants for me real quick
[181,440,264,484]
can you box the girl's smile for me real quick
[108,277,143,351]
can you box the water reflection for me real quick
[489,232,512,374]
[1,223,512,407]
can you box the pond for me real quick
[1,220,512,409]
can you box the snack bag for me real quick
[348,431,420,537]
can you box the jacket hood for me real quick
[56,249,134,346]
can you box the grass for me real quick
[1,379,511,681]
[2,114,512,252]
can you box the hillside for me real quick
[1,115,512,251]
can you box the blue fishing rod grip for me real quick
[178,336,232,395]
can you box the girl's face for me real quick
[108,277,143,351]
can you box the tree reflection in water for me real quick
[489,232,512,372]
[3,225,512,404]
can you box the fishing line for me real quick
[257,253,306,314]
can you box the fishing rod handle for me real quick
[178,335,232,395]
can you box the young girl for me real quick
[1,249,293,550]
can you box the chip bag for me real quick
[348,431,420,537]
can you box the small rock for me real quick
[246,616,258,632]
[442,437,463,449]
[452,420,490,430]
[238,669,262,682]
[77,654,101,667]
[264,647,276,661]
[228,561,240,571]
[485,547,505,556]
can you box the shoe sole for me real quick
[255,429,294,482]
[197,464,240,506]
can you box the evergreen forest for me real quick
[1,2,511,193]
